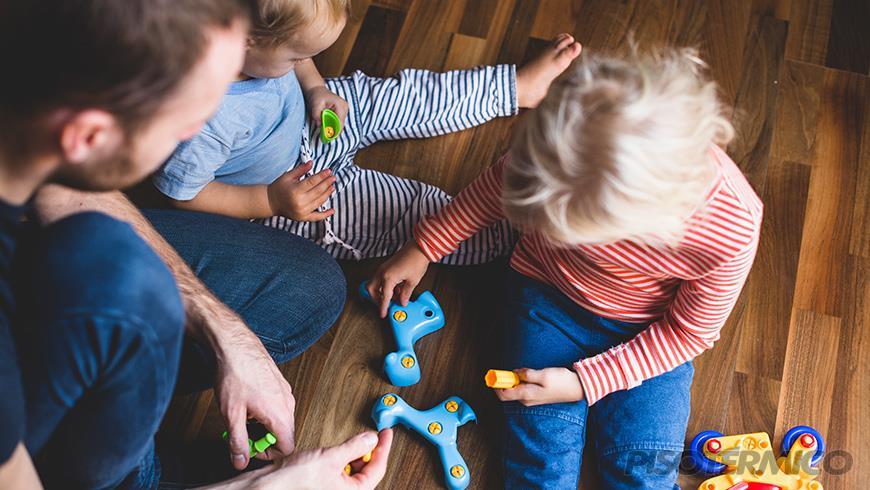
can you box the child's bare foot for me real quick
[516,33,582,108]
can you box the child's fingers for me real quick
[285,161,314,181]
[495,384,538,403]
[303,208,335,222]
[300,168,332,190]
[303,186,335,213]
[397,281,415,307]
[517,368,546,385]
[378,277,400,318]
[302,172,336,200]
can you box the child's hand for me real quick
[306,85,349,128]
[367,241,431,318]
[267,161,336,221]
[494,368,585,406]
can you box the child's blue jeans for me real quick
[501,269,692,489]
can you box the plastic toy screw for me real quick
[393,310,407,322]
[428,422,442,435]
[445,400,459,412]
[344,464,352,475]
[401,355,415,368]
[800,434,815,448]
[705,484,715,490]
[706,439,722,453]
[450,465,465,478]
[324,126,335,138]
[809,482,821,489]
[383,395,397,406]
[760,440,769,448]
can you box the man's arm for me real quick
[32,185,298,469]
[0,443,42,490]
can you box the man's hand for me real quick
[366,241,432,318]
[214,320,298,470]
[305,85,349,127]
[254,430,393,490]
[494,368,585,406]
[198,430,394,490]
[267,161,335,221]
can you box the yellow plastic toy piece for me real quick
[324,126,335,139]
[428,422,443,435]
[401,355,415,368]
[445,400,459,413]
[382,394,397,406]
[450,465,466,478]
[344,450,374,475]
[698,431,823,490]
[485,369,520,389]
[393,310,408,322]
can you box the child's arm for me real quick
[367,155,511,317]
[171,162,336,221]
[295,58,349,126]
[574,238,760,405]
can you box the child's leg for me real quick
[264,167,515,262]
[500,270,592,489]
[585,363,692,489]
[328,65,517,151]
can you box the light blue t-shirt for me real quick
[154,70,305,200]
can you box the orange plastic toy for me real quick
[484,369,520,389]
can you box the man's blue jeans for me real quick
[13,210,346,489]
[501,270,692,489]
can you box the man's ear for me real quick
[59,109,121,164]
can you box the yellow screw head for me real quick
[450,465,465,478]
[428,422,442,435]
[324,126,335,138]
[445,400,459,412]
[382,395,397,406]
[401,355,415,368]
[393,310,407,322]
[344,464,352,475]
[809,482,820,490]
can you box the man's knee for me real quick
[24,212,184,335]
[251,236,346,361]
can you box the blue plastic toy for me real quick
[372,393,476,490]
[359,281,445,386]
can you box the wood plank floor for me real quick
[161,1,869,488]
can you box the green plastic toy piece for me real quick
[221,431,277,457]
[320,109,342,144]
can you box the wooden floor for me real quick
[161,1,869,488]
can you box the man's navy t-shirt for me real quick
[0,199,25,464]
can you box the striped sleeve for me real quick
[573,234,760,405]
[413,155,509,261]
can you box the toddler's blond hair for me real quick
[504,47,734,246]
[251,0,350,46]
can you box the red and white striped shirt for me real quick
[414,145,762,405]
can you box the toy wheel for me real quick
[781,425,825,467]
[687,430,727,475]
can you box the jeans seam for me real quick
[503,406,585,426]
[599,441,685,457]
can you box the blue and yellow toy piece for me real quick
[359,281,445,386]
[372,393,476,490]
[688,426,824,490]
[221,431,277,458]
[320,109,342,144]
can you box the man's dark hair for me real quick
[0,0,252,132]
